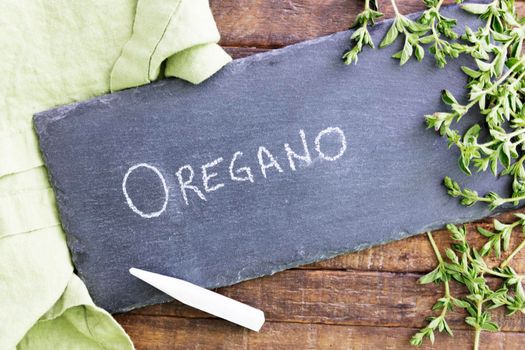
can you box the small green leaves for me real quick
[477,217,525,257]
[435,58,525,210]
[410,315,452,346]
[342,1,383,65]
[341,0,524,345]
[413,217,525,348]
[443,177,484,206]
[380,15,427,65]
[461,65,482,78]
[411,232,454,346]
[346,0,468,67]
[387,14,440,65]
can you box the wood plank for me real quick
[212,0,446,48]
[309,209,525,272]
[120,269,525,332]
[213,0,524,48]
[115,315,525,350]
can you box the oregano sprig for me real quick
[342,0,383,64]
[425,0,525,211]
[341,1,525,348]
[410,232,455,346]
[411,216,525,349]
[344,0,524,211]
[344,0,466,66]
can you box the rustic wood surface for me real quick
[115,1,525,348]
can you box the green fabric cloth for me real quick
[0,0,231,348]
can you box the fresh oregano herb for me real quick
[410,217,525,349]
[409,232,454,346]
[426,0,525,210]
[344,0,524,211]
[344,0,464,66]
[342,0,383,64]
[341,1,524,347]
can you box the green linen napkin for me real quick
[0,0,231,349]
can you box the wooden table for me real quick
[115,1,525,348]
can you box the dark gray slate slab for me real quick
[35,4,509,313]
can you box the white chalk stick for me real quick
[129,268,265,332]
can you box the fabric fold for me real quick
[17,275,133,350]
[0,187,60,238]
[110,0,231,91]
[166,42,231,84]
[0,126,43,178]
[0,226,73,349]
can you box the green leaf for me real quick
[391,50,402,59]
[400,38,413,65]
[461,3,489,15]
[415,45,425,61]
[441,90,458,105]
[458,154,472,175]
[453,299,470,308]
[419,35,434,44]
[464,124,480,140]
[481,322,499,332]
[477,227,494,238]
[419,266,442,284]
[475,59,492,72]
[461,66,481,78]
[380,21,399,48]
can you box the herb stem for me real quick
[464,57,525,110]
[474,300,482,350]
[444,277,450,298]
[485,57,524,90]
[473,327,481,350]
[501,236,525,268]
[390,0,400,17]
[427,231,443,263]
[495,194,525,205]
[479,265,511,278]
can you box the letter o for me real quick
[315,127,347,161]
[122,163,169,218]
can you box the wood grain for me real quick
[215,0,525,49]
[123,269,525,332]
[120,1,525,349]
[115,316,525,350]
[212,0,456,48]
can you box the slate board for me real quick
[35,4,511,313]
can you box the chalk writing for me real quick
[176,164,207,206]
[229,151,254,183]
[122,163,169,218]
[202,157,225,192]
[315,127,347,161]
[284,129,312,171]
[123,127,347,217]
[257,146,284,179]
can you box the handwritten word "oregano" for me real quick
[122,127,347,218]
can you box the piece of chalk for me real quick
[129,268,265,332]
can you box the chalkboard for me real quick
[35,4,510,313]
